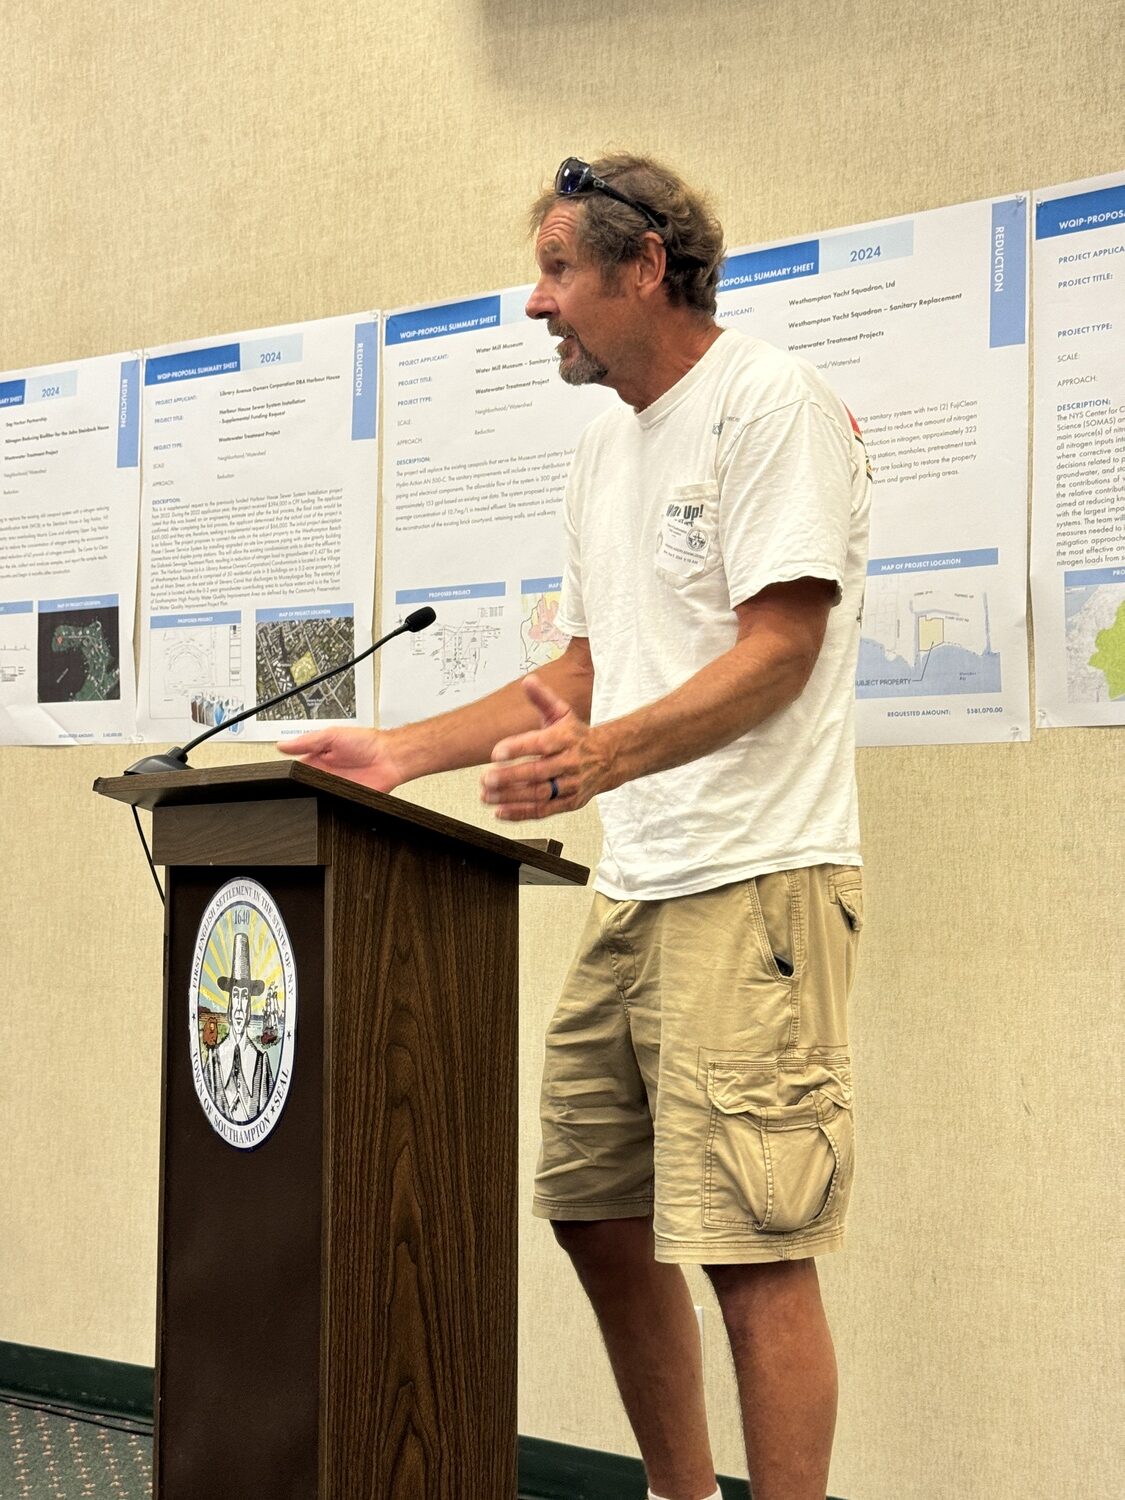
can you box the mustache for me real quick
[547,319,577,340]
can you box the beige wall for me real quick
[1,1,1122,1495]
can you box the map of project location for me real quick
[255,611,356,720]
[520,584,568,674]
[1065,582,1125,703]
[857,574,1002,697]
[38,607,121,702]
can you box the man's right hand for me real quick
[275,638,595,797]
[277,727,406,793]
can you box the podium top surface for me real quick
[93,759,588,887]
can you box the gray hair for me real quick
[531,153,726,317]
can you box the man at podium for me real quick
[283,153,870,1500]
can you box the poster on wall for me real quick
[1030,170,1125,729]
[0,352,141,744]
[137,314,379,744]
[378,290,614,726]
[715,192,1033,746]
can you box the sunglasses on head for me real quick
[554,157,666,234]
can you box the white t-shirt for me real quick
[556,326,871,901]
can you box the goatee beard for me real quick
[560,347,609,385]
[549,321,608,386]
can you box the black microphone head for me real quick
[404,606,437,632]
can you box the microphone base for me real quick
[124,749,190,776]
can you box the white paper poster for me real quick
[716,193,1032,745]
[137,314,378,744]
[379,291,613,725]
[1030,171,1125,727]
[0,352,141,744]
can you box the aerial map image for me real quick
[38,606,121,702]
[1065,580,1125,704]
[856,573,1002,698]
[255,608,356,720]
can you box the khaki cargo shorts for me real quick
[532,865,863,1264]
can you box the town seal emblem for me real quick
[188,879,297,1149]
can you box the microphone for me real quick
[124,606,437,774]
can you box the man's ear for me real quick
[632,232,668,301]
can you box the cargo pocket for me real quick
[829,869,864,934]
[746,868,804,983]
[828,868,863,997]
[703,1061,854,1234]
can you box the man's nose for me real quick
[525,281,555,320]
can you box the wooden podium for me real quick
[94,761,587,1500]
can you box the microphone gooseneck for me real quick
[123,608,437,775]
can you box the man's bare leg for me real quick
[705,1259,837,1500]
[552,1216,717,1500]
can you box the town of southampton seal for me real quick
[188,879,297,1150]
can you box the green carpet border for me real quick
[517,1434,844,1499]
[516,1434,753,1498]
[0,1338,154,1421]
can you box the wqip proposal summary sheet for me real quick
[137,314,379,744]
[1031,171,1125,728]
[716,192,1032,747]
[379,290,613,726]
[0,352,141,745]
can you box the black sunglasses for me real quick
[554,157,666,234]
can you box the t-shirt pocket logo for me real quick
[656,483,718,580]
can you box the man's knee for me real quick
[703,1258,822,1324]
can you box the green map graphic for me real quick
[1088,601,1125,700]
[1064,582,1125,704]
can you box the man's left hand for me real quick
[480,674,605,820]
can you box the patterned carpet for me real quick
[0,1396,556,1498]
[0,1396,151,1499]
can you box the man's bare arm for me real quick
[481,577,835,819]
[278,635,595,793]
